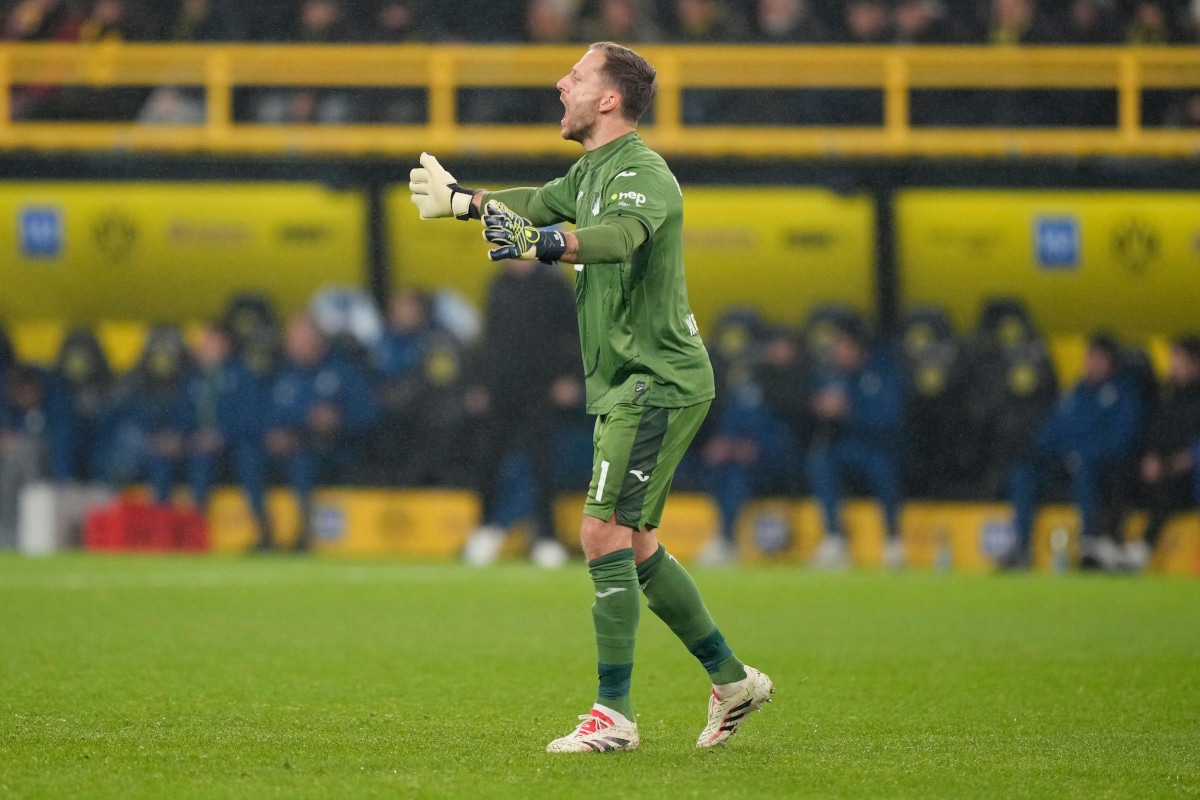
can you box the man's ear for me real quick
[599,91,620,114]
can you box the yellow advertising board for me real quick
[387,185,876,332]
[898,190,1200,338]
[0,182,365,324]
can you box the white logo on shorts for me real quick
[629,470,650,483]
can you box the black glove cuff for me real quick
[539,229,568,264]
[448,183,481,220]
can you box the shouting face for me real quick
[555,48,616,144]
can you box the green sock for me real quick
[589,547,640,720]
[637,544,747,686]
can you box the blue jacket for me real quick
[374,330,427,381]
[180,359,270,442]
[268,354,377,435]
[1,367,74,480]
[1035,372,1144,463]
[714,382,795,463]
[812,349,905,451]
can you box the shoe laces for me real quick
[573,712,610,737]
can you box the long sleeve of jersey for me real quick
[574,217,648,264]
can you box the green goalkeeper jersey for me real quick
[483,132,715,416]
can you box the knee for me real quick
[579,513,633,562]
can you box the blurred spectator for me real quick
[526,0,577,41]
[167,0,241,40]
[1006,334,1145,570]
[844,0,891,42]
[180,324,271,549]
[701,327,807,564]
[0,365,62,548]
[899,310,978,499]
[751,0,828,42]
[253,0,358,124]
[963,299,1059,498]
[461,260,580,569]
[77,0,153,42]
[669,0,748,41]
[988,0,1056,44]
[1129,337,1200,570]
[0,326,13,374]
[806,319,906,570]
[366,0,422,41]
[892,0,956,43]
[1126,0,1171,42]
[369,291,472,486]
[1060,0,1118,43]
[98,327,191,504]
[49,330,114,482]
[264,312,375,550]
[581,0,662,42]
[1164,91,1200,128]
[374,289,429,382]
[139,0,243,121]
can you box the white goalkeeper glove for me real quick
[409,152,479,220]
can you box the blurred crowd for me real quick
[3,264,1199,570]
[4,0,1199,127]
[6,0,1199,45]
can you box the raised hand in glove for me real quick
[409,152,479,220]
[481,200,568,264]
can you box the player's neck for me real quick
[582,122,636,153]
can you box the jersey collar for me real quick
[582,132,640,169]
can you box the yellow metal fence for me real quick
[0,43,1198,157]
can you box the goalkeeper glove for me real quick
[409,152,479,220]
[481,200,568,264]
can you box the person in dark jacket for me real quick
[0,364,70,548]
[702,327,806,564]
[264,312,376,550]
[806,319,906,569]
[98,327,191,504]
[181,323,271,548]
[48,330,114,483]
[461,260,581,569]
[1007,334,1145,569]
[1129,336,1200,570]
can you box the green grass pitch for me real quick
[2,555,1198,799]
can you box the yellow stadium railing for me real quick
[0,43,1197,158]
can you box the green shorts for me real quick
[583,400,711,531]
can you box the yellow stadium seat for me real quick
[1048,334,1088,389]
[11,320,67,366]
[96,320,150,373]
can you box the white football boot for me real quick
[810,535,850,570]
[884,537,907,571]
[696,665,774,748]
[462,525,505,567]
[546,706,640,753]
[531,537,569,569]
[1123,538,1152,572]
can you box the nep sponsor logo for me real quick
[1034,216,1079,269]
[19,206,62,258]
[611,191,646,207]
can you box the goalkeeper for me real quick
[409,42,773,754]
